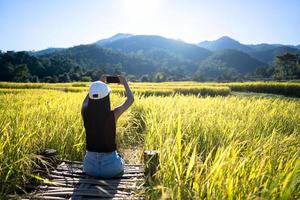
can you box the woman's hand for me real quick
[117,75,127,85]
[100,74,108,83]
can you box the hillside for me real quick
[30,48,65,56]
[100,35,212,64]
[198,36,253,52]
[249,46,300,64]
[95,33,133,45]
[247,43,280,51]
[199,49,267,74]
[1,33,299,82]
[198,36,300,65]
[44,44,158,75]
[95,35,213,73]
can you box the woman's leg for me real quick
[83,151,100,177]
[99,151,124,178]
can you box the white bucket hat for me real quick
[88,81,111,100]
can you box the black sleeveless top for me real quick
[82,96,117,152]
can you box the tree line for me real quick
[0,50,299,82]
[254,53,300,80]
[193,52,300,81]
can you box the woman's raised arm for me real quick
[113,75,134,122]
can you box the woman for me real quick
[81,75,134,178]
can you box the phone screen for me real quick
[106,76,120,83]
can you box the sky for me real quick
[0,0,300,51]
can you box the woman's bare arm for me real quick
[113,75,134,122]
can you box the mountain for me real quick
[36,34,299,77]
[43,44,159,75]
[95,33,133,45]
[249,46,300,64]
[31,48,65,56]
[198,36,300,53]
[99,35,212,62]
[197,36,300,64]
[101,35,211,61]
[2,33,300,82]
[198,36,253,52]
[99,35,212,72]
[31,35,213,78]
[246,43,280,51]
[199,49,267,74]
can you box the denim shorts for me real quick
[83,150,124,178]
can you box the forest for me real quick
[1,35,300,82]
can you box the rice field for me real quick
[0,82,299,199]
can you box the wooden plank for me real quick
[28,196,66,200]
[50,170,144,176]
[43,188,131,195]
[56,163,144,170]
[54,167,144,174]
[40,178,144,189]
[24,159,145,200]
[59,160,83,164]
[51,176,144,181]
[48,171,144,179]
[45,184,137,191]
[36,191,131,198]
[45,178,143,187]
[50,178,144,183]
[45,182,138,189]
[59,160,143,167]
[71,182,90,200]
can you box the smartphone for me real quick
[106,76,120,83]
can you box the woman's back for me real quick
[82,99,116,152]
[81,75,134,178]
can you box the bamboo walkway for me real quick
[22,160,145,200]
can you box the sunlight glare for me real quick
[121,0,162,20]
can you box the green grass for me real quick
[140,95,300,199]
[222,82,300,97]
[0,82,299,199]
[1,81,300,97]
